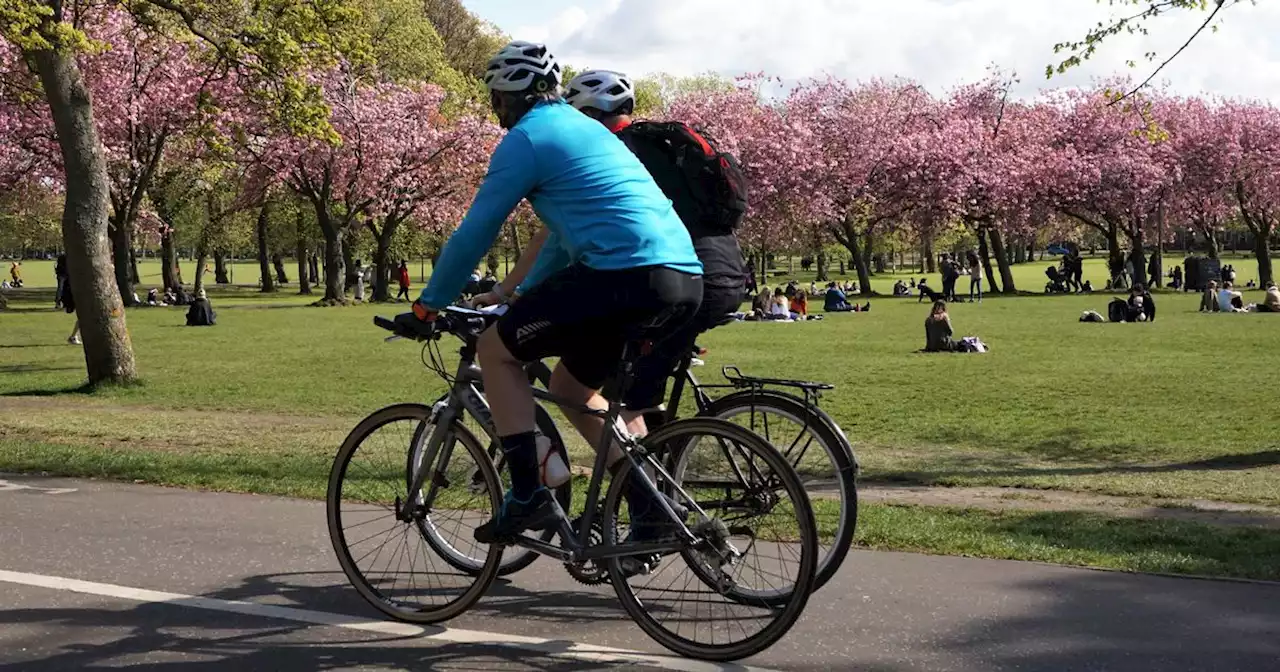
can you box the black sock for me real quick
[620,464,663,524]
[501,431,540,501]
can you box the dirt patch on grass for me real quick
[861,482,1280,529]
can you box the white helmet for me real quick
[565,70,635,113]
[484,41,563,94]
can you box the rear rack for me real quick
[721,366,834,392]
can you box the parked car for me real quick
[1046,242,1071,256]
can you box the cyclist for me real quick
[412,41,704,544]
[563,69,749,428]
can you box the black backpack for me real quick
[617,121,748,237]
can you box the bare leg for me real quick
[476,327,535,436]
[548,363,626,465]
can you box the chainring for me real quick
[563,513,611,586]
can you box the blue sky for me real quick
[461,0,1280,101]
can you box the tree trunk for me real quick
[107,212,139,305]
[1129,219,1148,289]
[309,254,319,285]
[861,232,874,276]
[1205,229,1220,259]
[213,250,230,284]
[193,244,209,295]
[976,225,1000,293]
[256,205,276,292]
[815,248,829,282]
[160,229,177,290]
[31,45,137,384]
[923,234,936,273]
[343,227,358,291]
[325,235,346,301]
[872,252,886,274]
[1014,237,1027,264]
[273,254,288,284]
[988,227,1016,293]
[369,217,402,302]
[1254,229,1274,287]
[129,248,140,284]
[295,209,312,295]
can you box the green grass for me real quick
[3,253,1279,579]
[3,257,1279,505]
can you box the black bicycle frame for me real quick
[405,333,704,566]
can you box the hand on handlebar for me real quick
[412,300,438,322]
[466,291,504,309]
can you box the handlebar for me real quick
[373,305,502,342]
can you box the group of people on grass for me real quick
[1199,279,1280,313]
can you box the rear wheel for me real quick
[605,418,817,661]
[703,390,857,592]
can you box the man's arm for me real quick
[516,230,571,296]
[417,131,538,310]
[501,226,549,296]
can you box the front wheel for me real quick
[605,418,818,661]
[328,403,502,624]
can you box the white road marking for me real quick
[0,569,776,672]
[0,479,77,495]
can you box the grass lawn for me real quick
[3,253,1279,580]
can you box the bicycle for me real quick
[327,306,819,661]
[520,334,859,593]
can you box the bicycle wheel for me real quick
[428,393,572,577]
[704,390,858,592]
[328,403,501,624]
[604,418,817,661]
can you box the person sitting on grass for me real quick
[185,289,216,326]
[790,290,808,318]
[824,282,868,312]
[1200,280,1220,312]
[1260,282,1280,313]
[767,287,792,320]
[1218,281,1245,312]
[893,279,909,296]
[750,285,772,319]
[923,300,987,352]
[924,300,958,352]
[1126,284,1155,322]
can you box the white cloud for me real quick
[487,0,1280,101]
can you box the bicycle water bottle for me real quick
[537,433,570,488]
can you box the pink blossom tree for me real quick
[668,76,831,285]
[1222,99,1280,286]
[253,70,498,303]
[1162,95,1236,260]
[789,78,946,294]
[1048,85,1174,288]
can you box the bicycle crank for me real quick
[563,513,610,586]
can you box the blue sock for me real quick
[500,432,539,501]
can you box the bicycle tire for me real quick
[328,403,502,624]
[703,390,858,592]
[604,417,818,661]
[429,392,572,577]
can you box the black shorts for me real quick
[627,284,745,411]
[496,264,703,401]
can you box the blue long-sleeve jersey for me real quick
[418,100,702,308]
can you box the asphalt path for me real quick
[1,474,1277,671]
